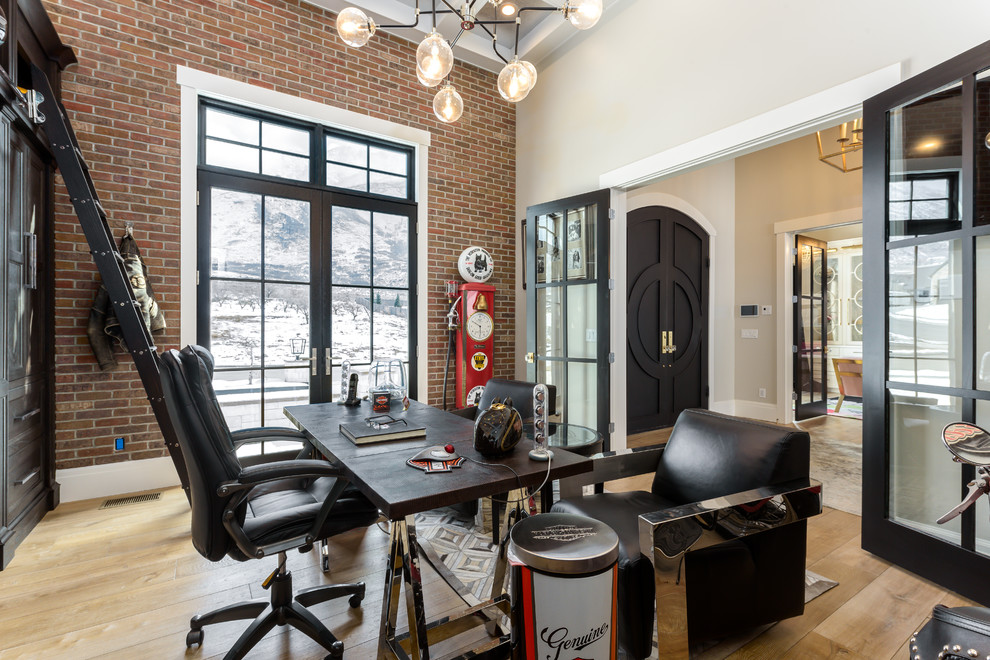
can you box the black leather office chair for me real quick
[159,345,380,660]
[197,346,340,573]
[450,378,556,422]
[553,409,818,658]
[451,378,557,540]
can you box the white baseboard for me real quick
[726,400,779,422]
[57,456,181,503]
[709,400,736,416]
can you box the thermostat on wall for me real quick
[740,304,759,317]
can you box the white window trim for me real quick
[177,66,431,400]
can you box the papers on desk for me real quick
[339,420,427,445]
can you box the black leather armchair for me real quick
[552,409,822,659]
[159,345,380,660]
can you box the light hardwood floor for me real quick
[0,417,975,659]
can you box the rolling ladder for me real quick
[30,63,190,499]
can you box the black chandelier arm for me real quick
[376,0,424,30]
[477,21,510,64]
[448,25,467,49]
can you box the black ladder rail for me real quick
[30,63,190,501]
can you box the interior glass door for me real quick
[863,46,990,603]
[526,189,610,445]
[793,235,828,420]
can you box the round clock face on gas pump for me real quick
[466,311,494,341]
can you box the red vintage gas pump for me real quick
[455,282,495,407]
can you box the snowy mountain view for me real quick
[208,188,412,429]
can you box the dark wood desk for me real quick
[284,399,593,660]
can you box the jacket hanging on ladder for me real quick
[87,233,166,371]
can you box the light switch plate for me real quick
[741,329,759,339]
[762,305,772,315]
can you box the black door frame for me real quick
[525,189,611,448]
[863,37,990,604]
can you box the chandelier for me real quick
[335,0,604,123]
[816,119,863,173]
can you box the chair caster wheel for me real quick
[186,629,204,648]
[348,594,363,608]
[325,641,344,658]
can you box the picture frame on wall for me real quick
[565,208,587,280]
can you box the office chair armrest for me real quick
[219,459,344,495]
[448,406,478,420]
[231,427,307,449]
[557,444,666,499]
[637,478,823,563]
[232,427,308,441]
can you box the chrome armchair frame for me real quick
[559,446,823,659]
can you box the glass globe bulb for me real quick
[565,0,603,30]
[417,31,454,82]
[497,58,537,103]
[416,67,443,88]
[337,7,376,47]
[433,84,464,123]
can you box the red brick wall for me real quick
[43,0,516,470]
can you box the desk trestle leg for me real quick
[380,517,432,660]
[379,521,404,660]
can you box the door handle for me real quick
[309,348,317,376]
[660,331,668,355]
[668,330,676,355]
[325,348,332,376]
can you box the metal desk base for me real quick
[378,489,530,660]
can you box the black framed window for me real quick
[888,172,960,236]
[196,100,417,451]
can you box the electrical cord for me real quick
[465,453,554,504]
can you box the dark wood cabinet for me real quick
[0,0,74,569]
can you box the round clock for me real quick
[466,311,494,341]
[457,246,494,283]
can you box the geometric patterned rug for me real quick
[415,506,838,608]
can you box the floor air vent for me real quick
[99,492,162,509]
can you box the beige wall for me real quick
[734,134,863,408]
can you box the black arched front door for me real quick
[626,206,709,433]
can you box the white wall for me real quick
[514,0,990,413]
[517,0,990,206]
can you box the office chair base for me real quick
[186,567,364,660]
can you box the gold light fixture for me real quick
[335,0,604,123]
[816,119,863,173]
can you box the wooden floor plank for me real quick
[814,565,945,658]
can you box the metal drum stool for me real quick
[508,512,619,660]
